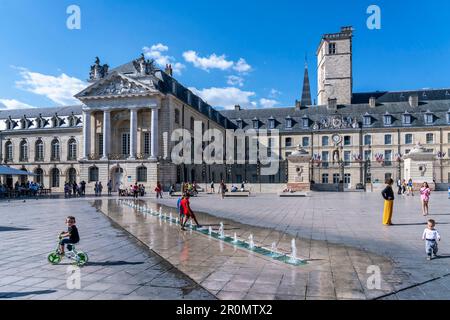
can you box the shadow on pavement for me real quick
[83,261,145,267]
[0,226,32,232]
[0,290,56,299]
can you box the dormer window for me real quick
[268,117,275,129]
[285,116,292,129]
[252,118,259,129]
[425,111,434,125]
[403,112,412,125]
[363,113,372,126]
[302,116,309,128]
[236,118,243,129]
[383,113,392,126]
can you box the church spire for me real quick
[300,57,312,106]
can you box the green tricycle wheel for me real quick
[76,252,89,266]
[47,252,62,265]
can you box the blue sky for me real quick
[0,0,449,110]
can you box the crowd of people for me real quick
[64,181,87,197]
[0,180,45,198]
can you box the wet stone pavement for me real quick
[0,198,215,300]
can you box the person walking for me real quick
[219,180,226,199]
[94,182,99,197]
[420,182,432,216]
[155,182,163,199]
[107,179,113,196]
[210,181,215,194]
[407,178,414,196]
[382,178,395,226]
[397,178,402,195]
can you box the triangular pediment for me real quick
[75,72,159,100]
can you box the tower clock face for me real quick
[332,134,342,145]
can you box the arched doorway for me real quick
[20,167,28,185]
[111,166,124,191]
[34,168,44,185]
[67,168,77,184]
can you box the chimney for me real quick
[295,100,301,111]
[327,98,337,110]
[234,105,241,111]
[165,64,173,76]
[369,96,376,108]
[409,94,419,108]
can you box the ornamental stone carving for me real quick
[313,115,360,130]
[89,57,109,81]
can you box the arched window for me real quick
[4,141,13,162]
[68,138,77,161]
[35,139,44,162]
[136,166,147,182]
[19,140,28,162]
[50,168,60,188]
[89,166,99,182]
[51,139,60,161]
[34,168,44,185]
[67,168,77,184]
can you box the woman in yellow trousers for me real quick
[382,178,395,225]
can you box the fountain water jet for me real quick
[218,222,225,239]
[248,234,255,250]
[290,239,297,263]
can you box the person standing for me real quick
[382,178,395,226]
[155,182,163,199]
[80,181,86,196]
[210,181,215,194]
[98,182,103,196]
[420,182,431,216]
[422,219,441,260]
[107,180,113,196]
[407,178,414,196]
[397,178,402,195]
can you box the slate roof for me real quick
[0,105,83,119]
[220,98,450,132]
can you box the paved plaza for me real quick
[1,191,450,300]
[0,198,215,300]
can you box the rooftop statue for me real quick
[89,57,109,81]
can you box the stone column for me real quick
[129,108,138,160]
[82,110,91,159]
[150,108,159,160]
[101,110,111,160]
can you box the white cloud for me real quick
[269,88,281,98]
[259,98,278,109]
[143,43,185,75]
[0,99,35,110]
[233,58,252,73]
[15,67,87,105]
[183,51,234,72]
[190,87,256,110]
[227,75,244,87]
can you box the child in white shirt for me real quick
[422,219,441,260]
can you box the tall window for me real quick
[97,133,104,157]
[174,109,180,125]
[426,133,434,144]
[328,43,336,54]
[137,166,147,182]
[89,167,99,182]
[19,140,28,162]
[67,168,77,184]
[122,133,130,156]
[405,134,413,145]
[333,173,340,184]
[34,168,44,185]
[302,137,310,147]
[364,150,372,161]
[384,134,392,145]
[364,135,372,146]
[68,138,77,160]
[322,151,329,168]
[344,174,351,185]
[384,150,392,166]
[35,139,44,161]
[285,137,292,147]
[5,141,13,162]
[50,168,60,188]
[51,139,60,161]
[144,132,150,155]
[322,136,329,146]
[344,151,351,166]
[322,174,329,184]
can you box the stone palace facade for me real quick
[1,26,450,193]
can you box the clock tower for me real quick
[317,26,353,105]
